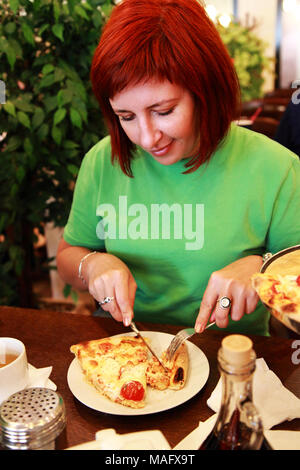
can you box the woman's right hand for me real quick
[85,252,137,326]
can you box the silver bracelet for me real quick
[78,251,98,285]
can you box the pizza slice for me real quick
[251,272,300,320]
[146,343,188,391]
[70,336,149,408]
[90,358,148,408]
[162,343,189,390]
[70,334,189,409]
[70,336,149,364]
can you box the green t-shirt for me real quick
[64,124,300,336]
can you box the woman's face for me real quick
[109,79,200,166]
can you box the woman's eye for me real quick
[158,108,174,117]
[117,108,175,121]
[119,115,134,122]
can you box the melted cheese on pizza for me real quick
[252,273,300,315]
[146,359,170,390]
[91,359,148,407]
[71,337,148,363]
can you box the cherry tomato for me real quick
[120,381,145,401]
[296,276,300,287]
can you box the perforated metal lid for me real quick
[0,388,66,450]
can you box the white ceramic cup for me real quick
[0,337,29,404]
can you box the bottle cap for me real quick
[221,334,253,366]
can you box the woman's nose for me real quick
[139,118,162,150]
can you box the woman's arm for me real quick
[56,238,137,326]
[56,238,96,291]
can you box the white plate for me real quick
[67,331,210,416]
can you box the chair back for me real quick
[251,117,280,139]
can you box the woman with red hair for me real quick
[57,0,300,336]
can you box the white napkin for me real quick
[264,431,300,450]
[207,358,300,430]
[27,364,57,390]
[67,429,171,450]
[174,414,217,450]
[174,417,300,450]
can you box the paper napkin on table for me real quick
[207,358,300,430]
[174,417,300,450]
[174,414,217,450]
[27,364,57,391]
[67,429,171,450]
[264,431,300,450]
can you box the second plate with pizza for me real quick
[67,331,210,416]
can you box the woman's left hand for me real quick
[194,255,263,332]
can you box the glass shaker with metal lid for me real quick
[0,387,66,450]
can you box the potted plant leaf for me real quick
[216,18,274,102]
[0,0,116,307]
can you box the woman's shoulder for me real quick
[84,135,112,163]
[78,135,117,176]
[228,123,299,172]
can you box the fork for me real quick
[165,322,216,361]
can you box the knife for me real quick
[129,322,168,371]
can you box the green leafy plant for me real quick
[0,0,116,307]
[216,19,273,102]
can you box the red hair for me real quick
[91,0,240,176]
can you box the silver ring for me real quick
[217,296,232,309]
[99,296,115,305]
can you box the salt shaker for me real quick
[0,387,66,450]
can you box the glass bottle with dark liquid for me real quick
[200,334,271,450]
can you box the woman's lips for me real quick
[150,141,173,157]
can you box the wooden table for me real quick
[0,306,299,450]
